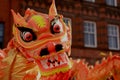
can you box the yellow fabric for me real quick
[0,49,40,80]
[31,15,46,28]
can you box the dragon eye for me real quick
[17,27,36,42]
[50,19,63,34]
[22,31,33,42]
[53,24,60,33]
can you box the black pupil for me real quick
[24,32,32,40]
[55,25,60,31]
[26,35,31,39]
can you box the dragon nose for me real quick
[39,43,63,57]
[40,42,56,57]
[47,42,56,53]
[47,43,63,53]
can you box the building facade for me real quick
[0,0,120,64]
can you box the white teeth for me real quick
[60,53,68,64]
[49,57,53,62]
[41,60,49,69]
[49,63,54,68]
[41,53,69,69]
[60,61,64,65]
[55,62,58,67]
[54,56,58,60]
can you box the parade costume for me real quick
[0,0,120,80]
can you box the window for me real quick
[0,23,4,48]
[106,0,117,6]
[63,17,72,26]
[108,24,119,50]
[84,0,95,2]
[83,21,97,47]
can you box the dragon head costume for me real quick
[0,0,74,80]
[11,0,72,76]
[0,0,120,80]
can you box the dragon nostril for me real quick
[55,44,63,52]
[40,48,49,57]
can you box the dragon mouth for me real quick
[40,52,69,70]
[35,43,71,75]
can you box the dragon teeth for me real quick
[40,53,68,69]
[60,53,68,64]
[40,59,49,69]
[49,63,54,68]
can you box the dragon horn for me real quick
[11,9,26,26]
[49,0,58,16]
[11,9,19,25]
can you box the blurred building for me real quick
[0,0,120,64]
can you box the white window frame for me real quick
[106,0,117,6]
[85,0,95,2]
[108,24,119,50]
[83,21,97,48]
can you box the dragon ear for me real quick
[11,9,26,26]
[49,0,58,16]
